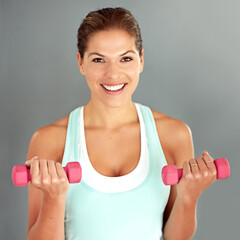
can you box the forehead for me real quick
[86,29,137,54]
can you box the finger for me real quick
[48,160,58,183]
[189,158,199,173]
[39,159,50,184]
[181,160,192,180]
[202,151,214,167]
[195,156,208,172]
[56,162,68,182]
[30,158,40,178]
[25,156,38,168]
[202,151,215,169]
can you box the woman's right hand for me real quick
[25,156,70,199]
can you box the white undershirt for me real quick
[78,103,150,193]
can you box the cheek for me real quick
[128,69,140,78]
[85,66,102,79]
[124,63,140,76]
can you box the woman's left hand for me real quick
[176,151,217,203]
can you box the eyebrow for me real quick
[88,50,136,58]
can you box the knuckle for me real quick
[184,173,193,180]
[42,177,51,185]
[59,177,67,183]
[32,177,41,186]
[202,171,209,178]
[51,177,59,184]
[194,173,201,180]
[210,170,217,179]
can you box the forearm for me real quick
[163,197,198,240]
[27,195,66,240]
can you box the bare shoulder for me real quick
[27,114,70,163]
[150,108,194,166]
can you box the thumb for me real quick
[25,156,38,167]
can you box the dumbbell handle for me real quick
[25,166,70,182]
[162,158,230,185]
[12,162,82,187]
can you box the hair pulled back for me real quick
[77,7,143,59]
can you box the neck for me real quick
[83,99,138,130]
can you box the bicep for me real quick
[163,121,194,225]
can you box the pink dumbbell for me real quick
[162,158,230,185]
[12,162,82,187]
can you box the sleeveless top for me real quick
[62,102,170,240]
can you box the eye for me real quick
[92,57,133,63]
[122,57,133,62]
[92,58,104,63]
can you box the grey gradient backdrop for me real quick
[0,0,239,239]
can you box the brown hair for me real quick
[77,7,143,60]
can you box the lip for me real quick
[100,83,127,86]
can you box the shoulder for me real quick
[27,114,70,163]
[150,108,194,167]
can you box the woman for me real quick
[25,7,217,240]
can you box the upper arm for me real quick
[26,125,64,233]
[168,120,194,168]
[161,119,195,227]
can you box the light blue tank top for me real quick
[62,102,170,240]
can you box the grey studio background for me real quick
[0,0,239,239]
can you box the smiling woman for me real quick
[76,28,144,109]
[25,7,215,240]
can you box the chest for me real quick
[84,125,141,177]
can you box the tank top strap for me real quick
[137,103,167,166]
[62,107,81,166]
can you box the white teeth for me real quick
[102,84,125,91]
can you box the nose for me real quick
[104,61,121,79]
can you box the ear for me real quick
[139,48,144,73]
[76,51,85,75]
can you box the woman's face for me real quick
[76,29,144,108]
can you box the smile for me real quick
[100,83,127,95]
[101,84,125,91]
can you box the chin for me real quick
[101,98,130,109]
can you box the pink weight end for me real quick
[64,162,82,183]
[214,158,230,179]
[12,165,29,187]
[162,165,178,185]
